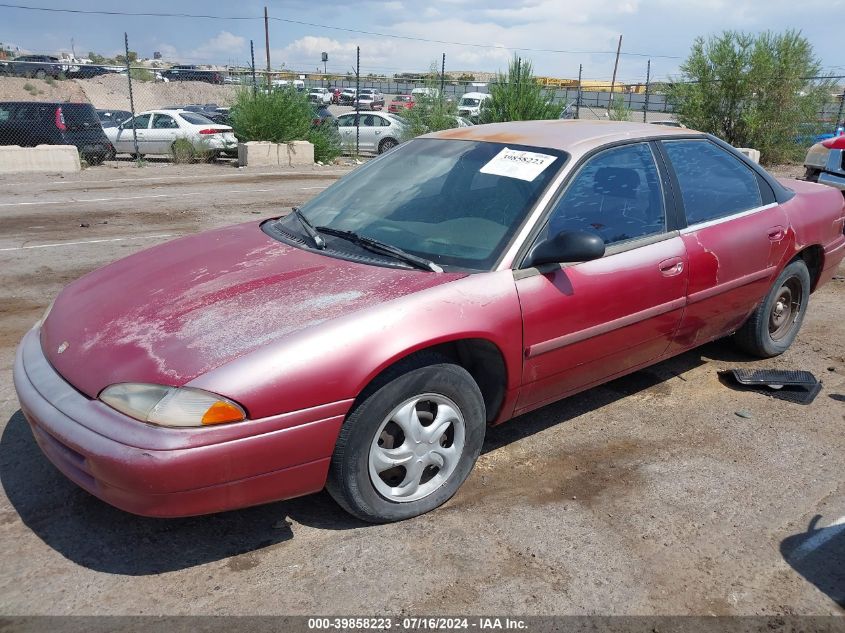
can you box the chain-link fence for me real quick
[1,31,844,162]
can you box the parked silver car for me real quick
[336,111,405,154]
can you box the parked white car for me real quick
[272,79,305,91]
[336,111,405,154]
[309,88,332,105]
[411,87,439,99]
[457,92,491,121]
[104,109,238,159]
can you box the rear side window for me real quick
[662,140,762,225]
[178,112,213,125]
[152,114,179,129]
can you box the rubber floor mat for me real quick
[720,369,822,405]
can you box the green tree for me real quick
[398,61,458,140]
[667,30,834,164]
[480,55,559,123]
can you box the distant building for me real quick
[153,51,162,60]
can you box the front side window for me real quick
[337,114,356,127]
[127,114,151,129]
[662,139,762,225]
[288,139,567,270]
[537,142,666,247]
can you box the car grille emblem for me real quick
[57,341,69,354]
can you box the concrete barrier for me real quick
[237,141,315,168]
[0,144,82,174]
[737,148,761,164]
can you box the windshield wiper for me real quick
[315,226,443,273]
[290,207,325,250]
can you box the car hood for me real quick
[41,221,466,398]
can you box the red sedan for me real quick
[388,94,415,113]
[14,121,845,523]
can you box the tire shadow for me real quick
[780,515,845,608]
[0,341,742,576]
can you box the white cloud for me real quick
[157,31,247,64]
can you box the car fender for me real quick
[188,269,524,421]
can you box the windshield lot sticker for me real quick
[480,147,557,181]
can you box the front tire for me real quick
[327,359,486,523]
[734,259,811,357]
[378,138,398,154]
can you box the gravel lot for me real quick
[0,161,843,617]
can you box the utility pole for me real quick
[264,6,271,88]
[356,46,360,156]
[440,53,446,102]
[643,59,651,123]
[608,34,622,114]
[250,39,257,97]
[124,32,140,166]
[576,63,582,119]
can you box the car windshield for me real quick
[460,98,481,107]
[294,138,567,270]
[179,112,214,125]
[394,95,411,102]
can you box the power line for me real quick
[0,2,682,59]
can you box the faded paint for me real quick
[42,221,465,398]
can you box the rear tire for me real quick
[804,167,820,183]
[734,259,811,358]
[35,69,46,80]
[326,357,486,523]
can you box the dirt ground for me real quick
[0,161,842,617]
[0,75,240,111]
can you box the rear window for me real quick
[178,112,214,125]
[59,104,99,128]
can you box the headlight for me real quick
[36,299,55,327]
[99,383,247,427]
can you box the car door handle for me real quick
[658,257,684,276]
[768,226,786,242]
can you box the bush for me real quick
[307,122,342,163]
[667,30,835,164]
[129,68,154,82]
[608,95,631,121]
[480,55,559,123]
[230,87,342,162]
[230,87,312,144]
[169,137,200,164]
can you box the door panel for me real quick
[513,142,687,414]
[516,236,688,413]
[670,206,789,350]
[148,113,180,154]
[659,139,792,351]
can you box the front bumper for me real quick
[13,327,349,517]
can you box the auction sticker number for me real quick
[479,147,557,181]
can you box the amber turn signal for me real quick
[202,400,247,425]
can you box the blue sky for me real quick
[1,0,843,81]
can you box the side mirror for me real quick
[523,230,605,268]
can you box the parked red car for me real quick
[327,87,342,104]
[388,94,415,113]
[14,121,845,523]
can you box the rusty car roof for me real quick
[424,120,704,153]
